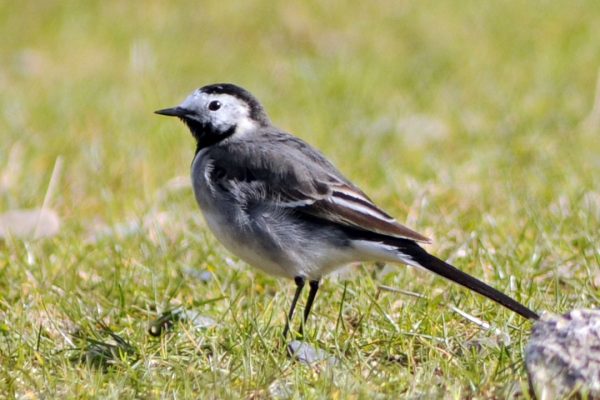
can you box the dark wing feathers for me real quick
[208,132,431,243]
[307,196,431,243]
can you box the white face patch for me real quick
[178,91,258,136]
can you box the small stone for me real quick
[287,340,338,366]
[180,310,217,329]
[183,267,213,282]
[148,308,217,336]
[268,379,293,399]
[525,309,600,399]
[0,208,60,239]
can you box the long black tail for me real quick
[344,227,539,320]
[402,243,539,320]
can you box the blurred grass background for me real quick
[1,0,600,398]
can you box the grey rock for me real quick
[268,379,294,399]
[148,308,217,336]
[183,267,213,282]
[287,340,338,366]
[525,309,600,399]
[0,208,60,239]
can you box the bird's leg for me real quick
[299,280,320,336]
[283,276,305,339]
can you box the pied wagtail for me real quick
[155,83,539,338]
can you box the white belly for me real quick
[200,207,292,278]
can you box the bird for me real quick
[155,83,539,338]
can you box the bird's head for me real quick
[155,83,270,148]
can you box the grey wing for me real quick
[209,133,431,243]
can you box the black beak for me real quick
[154,106,189,117]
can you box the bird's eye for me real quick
[208,100,221,111]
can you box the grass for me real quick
[1,0,600,398]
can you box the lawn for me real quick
[1,1,600,398]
